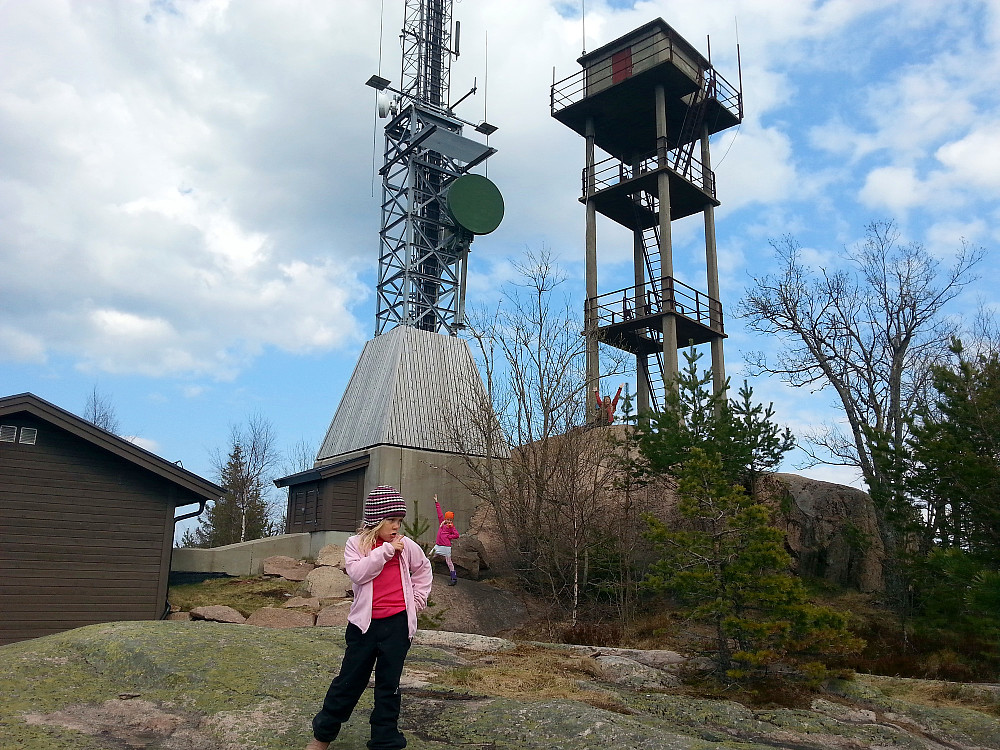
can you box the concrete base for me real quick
[171,531,351,577]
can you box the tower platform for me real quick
[551,18,741,161]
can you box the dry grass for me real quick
[437,646,628,713]
[168,576,304,617]
[869,677,1000,716]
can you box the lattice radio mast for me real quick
[367,0,503,336]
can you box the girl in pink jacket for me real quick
[306,486,432,750]
[433,493,461,586]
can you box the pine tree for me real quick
[184,442,277,548]
[895,341,1000,668]
[635,347,860,679]
[905,341,1000,563]
[632,347,794,494]
[645,448,863,678]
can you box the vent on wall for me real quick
[19,427,38,445]
[0,425,16,443]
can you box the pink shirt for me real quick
[344,533,432,639]
[370,540,406,619]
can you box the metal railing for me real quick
[551,25,741,123]
[584,148,716,200]
[591,277,724,333]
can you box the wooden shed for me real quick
[275,454,369,534]
[0,393,223,646]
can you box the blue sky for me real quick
[3,1,998,542]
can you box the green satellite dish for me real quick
[445,174,504,235]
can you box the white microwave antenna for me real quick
[365,0,504,336]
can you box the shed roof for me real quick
[316,326,502,462]
[274,453,370,489]
[0,392,224,504]
[577,17,710,71]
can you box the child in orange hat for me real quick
[433,494,460,585]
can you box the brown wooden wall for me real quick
[0,414,176,646]
[323,468,366,531]
[286,480,320,533]
[285,467,365,534]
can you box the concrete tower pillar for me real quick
[584,116,600,410]
[655,84,678,382]
[632,159,651,416]
[701,125,727,397]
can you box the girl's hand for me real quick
[391,534,406,553]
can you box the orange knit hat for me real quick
[444,511,454,521]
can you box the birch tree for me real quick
[182,412,281,547]
[450,249,632,626]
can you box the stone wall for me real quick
[171,530,351,576]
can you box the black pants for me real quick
[312,611,411,749]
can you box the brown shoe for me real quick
[305,739,330,750]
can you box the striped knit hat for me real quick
[363,485,407,528]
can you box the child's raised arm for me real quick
[434,493,444,523]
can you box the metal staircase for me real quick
[673,68,709,178]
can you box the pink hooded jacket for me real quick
[435,500,460,547]
[344,533,432,639]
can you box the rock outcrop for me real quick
[188,605,245,624]
[768,473,885,592]
[449,534,490,579]
[3,621,997,749]
[262,555,315,581]
[469,471,887,592]
[304,565,352,599]
[245,607,315,628]
[179,544,529,637]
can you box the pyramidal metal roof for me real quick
[317,326,500,461]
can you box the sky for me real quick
[3,0,999,543]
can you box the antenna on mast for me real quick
[365,0,504,336]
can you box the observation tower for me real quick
[551,19,742,414]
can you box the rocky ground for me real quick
[169,545,531,637]
[2,618,998,750]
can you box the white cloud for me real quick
[0,326,47,364]
[936,126,1000,191]
[925,218,989,255]
[859,165,929,212]
[793,463,866,490]
[717,124,798,210]
[0,0,371,379]
[128,435,162,454]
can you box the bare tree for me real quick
[739,220,982,603]
[83,384,121,435]
[739,221,981,489]
[283,437,318,476]
[449,249,632,626]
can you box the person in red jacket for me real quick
[433,494,461,586]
